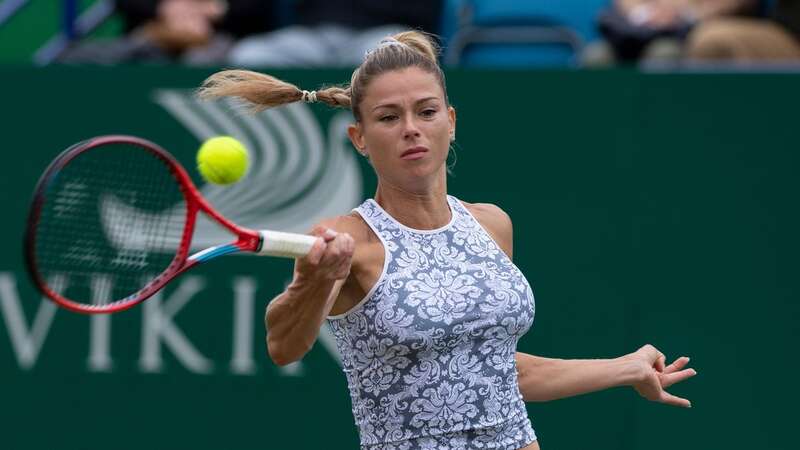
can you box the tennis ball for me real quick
[196,136,249,185]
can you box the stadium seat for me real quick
[759,0,777,15]
[441,0,610,68]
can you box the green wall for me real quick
[1,67,797,450]
[0,0,121,64]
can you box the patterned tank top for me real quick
[327,195,537,450]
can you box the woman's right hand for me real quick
[265,222,357,365]
[296,226,355,282]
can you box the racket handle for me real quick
[257,230,317,258]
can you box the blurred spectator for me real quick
[585,0,758,65]
[686,0,800,61]
[228,0,443,67]
[61,0,275,65]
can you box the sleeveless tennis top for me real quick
[327,195,537,450]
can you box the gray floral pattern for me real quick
[328,196,536,450]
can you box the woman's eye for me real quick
[420,109,437,117]
[379,115,397,122]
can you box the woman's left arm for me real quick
[468,203,697,409]
[515,345,696,407]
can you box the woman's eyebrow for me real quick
[372,97,439,112]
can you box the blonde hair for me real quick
[197,31,447,121]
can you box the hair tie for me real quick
[301,90,318,103]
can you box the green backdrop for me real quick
[1,67,797,450]
[0,1,122,64]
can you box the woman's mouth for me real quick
[401,146,429,160]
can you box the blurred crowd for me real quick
[61,0,442,66]
[591,0,800,65]
[58,0,800,67]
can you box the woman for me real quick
[199,31,696,450]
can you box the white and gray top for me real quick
[328,195,537,450]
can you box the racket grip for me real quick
[257,230,317,258]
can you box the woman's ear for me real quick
[347,123,366,156]
[448,106,456,141]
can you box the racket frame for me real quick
[25,135,267,314]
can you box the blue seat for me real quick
[442,0,610,68]
[759,0,777,16]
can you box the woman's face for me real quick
[348,67,456,190]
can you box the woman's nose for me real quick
[401,115,421,138]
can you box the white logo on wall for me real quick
[152,89,363,248]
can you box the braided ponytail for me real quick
[197,70,350,113]
[197,30,446,121]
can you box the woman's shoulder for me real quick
[458,199,514,255]
[459,200,513,230]
[312,210,376,244]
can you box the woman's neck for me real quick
[374,176,450,230]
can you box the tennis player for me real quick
[199,31,696,450]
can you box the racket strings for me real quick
[34,143,188,306]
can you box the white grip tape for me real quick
[257,230,317,258]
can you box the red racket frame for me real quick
[25,135,263,314]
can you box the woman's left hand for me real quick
[623,344,697,408]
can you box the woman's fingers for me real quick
[638,344,666,371]
[659,367,697,388]
[300,227,354,280]
[632,348,696,408]
[322,227,338,242]
[665,356,690,374]
[660,390,692,408]
[304,238,326,265]
[655,353,666,372]
[322,232,355,279]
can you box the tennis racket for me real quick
[24,135,318,314]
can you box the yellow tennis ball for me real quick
[196,136,249,185]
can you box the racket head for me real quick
[24,135,199,314]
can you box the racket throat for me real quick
[188,244,241,263]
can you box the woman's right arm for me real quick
[264,221,355,366]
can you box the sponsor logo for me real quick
[102,89,364,250]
